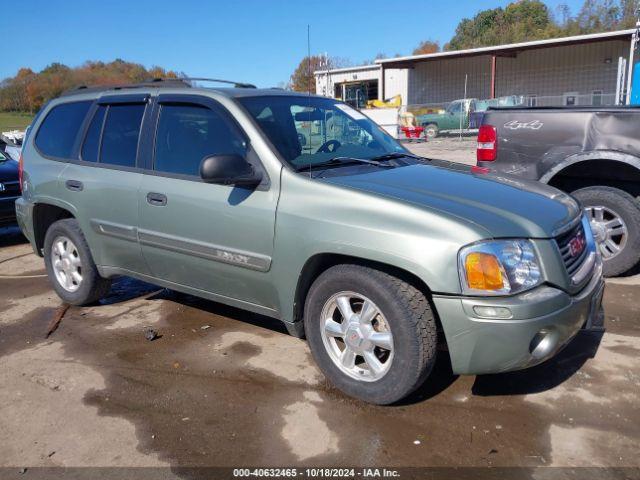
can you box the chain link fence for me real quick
[393,91,620,138]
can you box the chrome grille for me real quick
[555,221,588,276]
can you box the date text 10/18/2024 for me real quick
[233,468,401,478]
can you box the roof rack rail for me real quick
[177,77,257,88]
[61,78,191,96]
[61,77,256,97]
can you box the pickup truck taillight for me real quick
[18,152,24,192]
[477,125,497,162]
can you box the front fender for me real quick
[271,171,488,323]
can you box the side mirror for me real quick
[200,154,263,186]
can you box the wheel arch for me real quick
[291,253,445,343]
[32,201,77,256]
[541,151,640,198]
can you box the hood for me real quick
[0,158,18,181]
[321,163,580,239]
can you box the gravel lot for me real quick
[1,141,639,478]
[405,135,476,165]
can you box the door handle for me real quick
[65,180,84,191]
[146,192,167,206]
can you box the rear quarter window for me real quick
[35,101,92,158]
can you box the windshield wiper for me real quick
[368,152,427,162]
[295,156,394,172]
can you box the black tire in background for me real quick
[424,124,439,139]
[572,186,640,277]
[304,264,437,405]
[44,218,112,305]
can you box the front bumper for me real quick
[433,258,604,375]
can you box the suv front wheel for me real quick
[304,264,437,404]
[44,218,112,305]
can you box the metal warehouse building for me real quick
[315,29,635,110]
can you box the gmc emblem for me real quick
[568,234,586,258]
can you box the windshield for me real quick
[238,95,406,170]
[447,101,462,114]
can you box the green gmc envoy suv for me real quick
[16,79,604,404]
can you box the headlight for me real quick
[458,239,542,295]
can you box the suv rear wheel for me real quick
[572,186,640,276]
[44,218,111,305]
[304,264,437,404]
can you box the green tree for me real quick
[445,0,555,51]
[574,0,620,31]
[443,0,639,52]
[619,0,639,27]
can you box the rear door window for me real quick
[100,104,146,168]
[35,101,92,158]
[154,103,246,177]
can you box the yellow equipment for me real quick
[366,95,402,109]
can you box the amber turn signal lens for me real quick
[465,252,504,290]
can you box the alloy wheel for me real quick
[51,235,83,292]
[319,291,394,382]
[585,205,628,259]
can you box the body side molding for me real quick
[90,219,138,242]
[137,228,272,272]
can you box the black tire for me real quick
[304,264,437,405]
[572,186,640,277]
[43,218,111,305]
[424,123,439,139]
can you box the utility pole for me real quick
[460,74,467,141]
[325,52,330,98]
